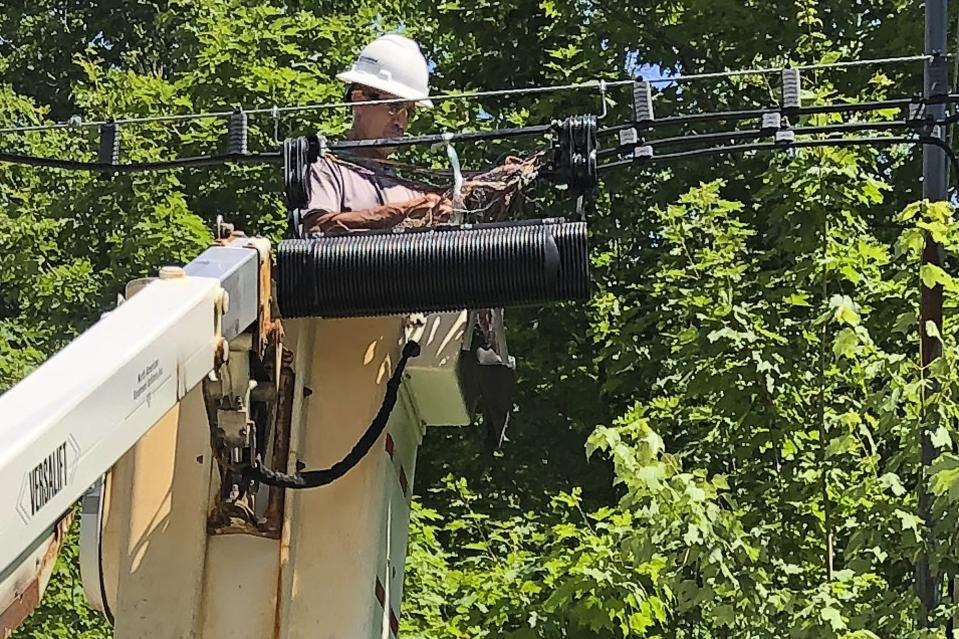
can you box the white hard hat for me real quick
[337,34,433,108]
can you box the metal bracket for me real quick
[927,51,950,100]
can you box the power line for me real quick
[599,135,959,185]
[597,119,927,158]
[1,117,951,176]
[597,94,959,136]
[0,53,937,136]
[645,54,936,85]
[0,152,280,172]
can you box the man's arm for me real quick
[302,193,451,235]
[300,157,452,235]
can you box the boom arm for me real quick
[0,240,260,582]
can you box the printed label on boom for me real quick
[17,438,77,524]
[29,442,69,515]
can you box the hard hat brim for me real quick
[337,70,434,108]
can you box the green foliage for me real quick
[3,1,959,638]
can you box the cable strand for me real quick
[0,54,937,136]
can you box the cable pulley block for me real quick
[282,134,326,211]
[276,219,590,319]
[549,115,598,191]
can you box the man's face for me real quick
[350,86,416,156]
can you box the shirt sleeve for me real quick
[304,156,344,216]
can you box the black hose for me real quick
[246,341,421,489]
[277,220,590,319]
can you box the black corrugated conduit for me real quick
[276,219,590,319]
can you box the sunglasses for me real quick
[362,90,417,117]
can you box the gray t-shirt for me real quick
[306,155,424,216]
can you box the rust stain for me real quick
[1,513,72,638]
[260,345,294,538]
[0,578,39,638]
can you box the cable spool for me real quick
[276,219,590,319]
[549,115,598,191]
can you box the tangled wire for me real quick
[329,150,546,229]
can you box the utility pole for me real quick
[918,0,949,627]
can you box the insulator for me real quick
[98,121,120,167]
[276,220,590,319]
[632,80,654,123]
[228,109,248,155]
[775,128,796,144]
[634,145,654,159]
[781,68,801,112]
[760,112,782,134]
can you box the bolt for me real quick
[159,266,186,279]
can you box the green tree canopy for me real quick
[4,1,958,638]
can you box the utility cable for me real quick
[1,97,955,175]
[247,341,420,489]
[599,135,959,186]
[0,54,938,136]
[597,95,959,136]
[597,120,931,158]
[0,151,281,172]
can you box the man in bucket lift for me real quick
[302,35,521,449]
[300,34,453,236]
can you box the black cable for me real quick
[597,120,928,159]
[246,341,421,489]
[326,123,551,152]
[0,151,280,172]
[597,95,959,136]
[599,135,959,185]
[0,126,548,172]
[1,95,955,174]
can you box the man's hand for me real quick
[406,192,454,223]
